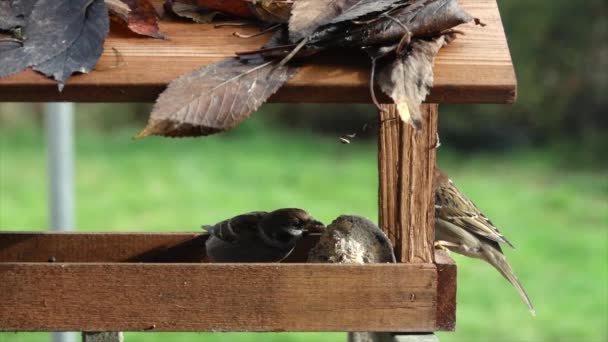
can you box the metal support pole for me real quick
[45,102,77,342]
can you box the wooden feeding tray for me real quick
[0,0,516,338]
[0,232,456,332]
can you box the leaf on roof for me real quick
[0,0,104,78]
[289,0,401,42]
[107,0,165,39]
[327,0,403,25]
[0,0,36,31]
[33,0,109,91]
[166,0,254,20]
[165,1,220,23]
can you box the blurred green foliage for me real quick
[438,0,607,154]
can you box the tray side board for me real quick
[0,232,457,332]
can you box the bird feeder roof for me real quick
[0,0,516,104]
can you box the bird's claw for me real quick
[434,241,455,253]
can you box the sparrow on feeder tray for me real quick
[203,208,324,262]
[434,167,536,315]
[308,215,396,264]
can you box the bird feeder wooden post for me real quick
[0,0,515,340]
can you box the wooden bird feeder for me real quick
[0,0,515,340]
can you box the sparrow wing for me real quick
[435,179,514,248]
[203,211,268,243]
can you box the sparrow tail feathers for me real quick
[483,247,536,316]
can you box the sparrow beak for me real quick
[303,219,325,234]
[285,227,304,236]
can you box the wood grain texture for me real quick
[378,104,437,263]
[435,250,457,331]
[0,262,438,332]
[0,0,516,103]
[0,232,318,263]
[0,233,457,331]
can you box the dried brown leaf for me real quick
[376,35,450,130]
[289,0,349,42]
[248,0,292,24]
[33,0,109,90]
[166,0,254,19]
[0,0,35,30]
[327,0,402,25]
[167,2,220,23]
[289,0,402,42]
[106,0,165,39]
[1,0,102,78]
[400,0,474,37]
[136,57,300,138]
[309,0,472,50]
[259,0,472,62]
[104,0,131,17]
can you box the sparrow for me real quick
[203,208,324,262]
[434,167,535,315]
[308,215,396,264]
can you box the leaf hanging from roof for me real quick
[136,57,301,138]
[106,0,165,39]
[0,0,102,78]
[33,0,109,91]
[376,35,450,130]
[289,0,401,42]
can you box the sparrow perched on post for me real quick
[308,215,396,264]
[434,167,535,315]
[203,208,324,262]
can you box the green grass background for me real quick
[1,117,606,342]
